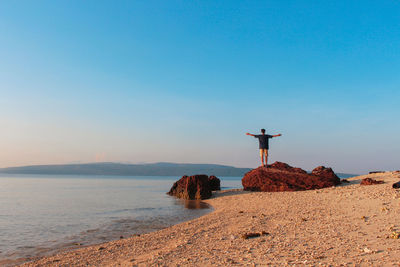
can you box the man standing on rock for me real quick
[246,129,282,167]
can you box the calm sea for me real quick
[0,174,242,265]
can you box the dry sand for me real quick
[21,172,400,266]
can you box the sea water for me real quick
[0,174,241,265]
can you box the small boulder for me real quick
[167,175,212,200]
[311,166,340,181]
[360,178,384,185]
[392,181,400,188]
[208,175,221,191]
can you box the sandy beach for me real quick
[20,171,400,266]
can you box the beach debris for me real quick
[167,175,213,200]
[361,216,367,222]
[301,218,308,222]
[208,175,221,191]
[363,247,376,254]
[241,231,269,239]
[360,178,384,186]
[230,234,236,240]
[120,235,124,239]
[392,181,400,188]
[239,211,244,213]
[242,162,340,192]
[390,231,400,239]
[98,246,105,250]
[314,255,326,259]
[225,258,236,264]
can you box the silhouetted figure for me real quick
[246,129,282,167]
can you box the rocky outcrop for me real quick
[360,178,384,185]
[208,175,221,191]
[167,175,214,200]
[242,161,341,192]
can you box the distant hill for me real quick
[0,162,252,177]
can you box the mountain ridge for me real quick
[0,162,252,177]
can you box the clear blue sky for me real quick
[1,1,399,173]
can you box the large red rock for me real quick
[208,175,221,191]
[167,175,212,200]
[242,161,341,192]
[269,162,308,174]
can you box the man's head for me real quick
[261,129,266,134]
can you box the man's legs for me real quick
[259,149,265,167]
[264,149,269,167]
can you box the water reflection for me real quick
[183,200,210,209]
[171,198,210,209]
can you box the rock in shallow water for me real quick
[208,175,221,191]
[242,161,341,192]
[167,175,214,200]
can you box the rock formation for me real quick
[167,174,221,200]
[208,175,221,191]
[242,161,341,192]
[360,178,384,185]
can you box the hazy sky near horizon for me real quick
[1,1,399,173]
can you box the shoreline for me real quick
[19,171,400,266]
[1,199,213,267]
[0,175,220,267]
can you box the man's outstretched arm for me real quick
[272,134,282,137]
[246,133,255,137]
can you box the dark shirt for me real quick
[254,134,273,149]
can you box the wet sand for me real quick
[21,171,400,266]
